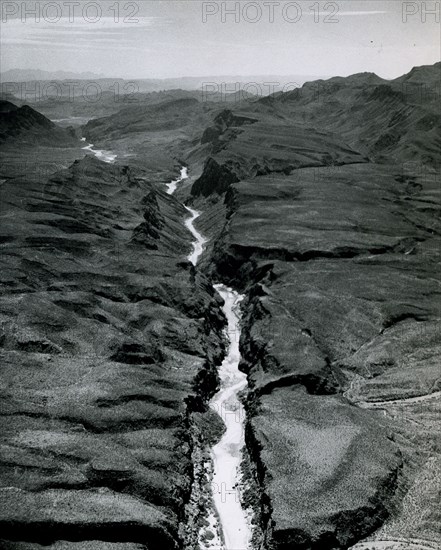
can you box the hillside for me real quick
[0,101,78,147]
[0,155,225,548]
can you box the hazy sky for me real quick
[1,0,440,79]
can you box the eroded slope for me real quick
[0,156,225,548]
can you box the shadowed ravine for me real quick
[166,169,252,550]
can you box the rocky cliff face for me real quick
[190,109,367,197]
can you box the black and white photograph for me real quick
[0,1,440,549]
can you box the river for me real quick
[81,139,117,164]
[166,168,252,550]
[209,284,250,550]
[166,167,188,194]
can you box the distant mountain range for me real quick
[1,69,329,92]
[1,69,106,82]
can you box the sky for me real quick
[1,0,440,80]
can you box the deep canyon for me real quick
[0,62,440,550]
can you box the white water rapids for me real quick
[184,206,208,267]
[166,169,251,550]
[208,285,250,550]
[166,166,188,194]
[82,139,117,164]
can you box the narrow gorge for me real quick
[166,170,252,550]
[0,60,439,550]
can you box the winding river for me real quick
[166,169,251,550]
[82,139,117,164]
